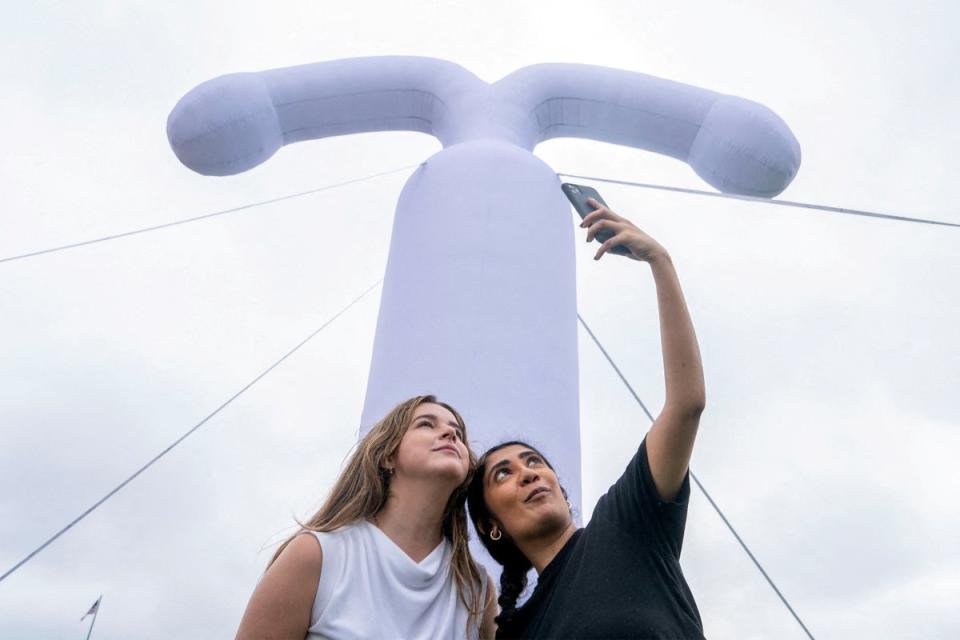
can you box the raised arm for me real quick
[581,199,705,501]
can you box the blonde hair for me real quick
[270,395,485,629]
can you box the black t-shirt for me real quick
[497,437,704,639]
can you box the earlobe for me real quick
[483,518,505,541]
[479,518,500,536]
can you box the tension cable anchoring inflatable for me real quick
[559,172,960,228]
[0,164,419,265]
[0,280,382,586]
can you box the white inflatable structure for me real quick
[168,56,800,524]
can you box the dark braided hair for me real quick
[466,441,569,632]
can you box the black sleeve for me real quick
[590,436,691,558]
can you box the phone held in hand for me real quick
[561,183,630,256]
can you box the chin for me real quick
[526,505,571,538]
[430,461,468,483]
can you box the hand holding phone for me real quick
[561,183,630,256]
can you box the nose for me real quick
[519,466,540,486]
[440,424,459,441]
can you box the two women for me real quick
[238,198,705,639]
[467,198,707,638]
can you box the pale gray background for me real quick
[1,1,957,638]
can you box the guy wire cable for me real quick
[577,313,816,640]
[0,164,421,265]
[559,172,960,229]
[0,278,382,585]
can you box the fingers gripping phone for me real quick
[561,183,630,256]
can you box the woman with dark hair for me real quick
[467,199,707,639]
[237,395,497,639]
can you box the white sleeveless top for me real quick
[306,521,481,639]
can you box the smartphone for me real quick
[561,183,630,255]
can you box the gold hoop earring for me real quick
[490,525,502,541]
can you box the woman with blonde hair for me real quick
[236,395,497,639]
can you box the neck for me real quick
[372,476,455,562]
[518,521,578,573]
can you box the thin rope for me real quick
[0,278,382,585]
[0,164,421,265]
[559,172,960,229]
[577,313,816,640]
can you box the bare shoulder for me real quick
[279,531,324,570]
[235,533,323,640]
[264,531,324,587]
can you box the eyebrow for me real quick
[486,450,538,483]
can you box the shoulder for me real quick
[234,533,324,639]
[269,532,324,588]
[284,531,324,566]
[591,438,687,528]
[285,524,367,572]
[611,436,675,504]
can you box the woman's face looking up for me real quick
[482,444,571,542]
[391,402,470,485]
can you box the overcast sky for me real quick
[2,1,958,638]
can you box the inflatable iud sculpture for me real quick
[167,56,801,519]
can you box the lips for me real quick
[524,486,550,503]
[433,445,460,458]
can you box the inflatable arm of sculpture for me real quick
[495,64,801,197]
[169,56,800,194]
[167,57,484,176]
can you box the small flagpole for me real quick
[84,596,101,640]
